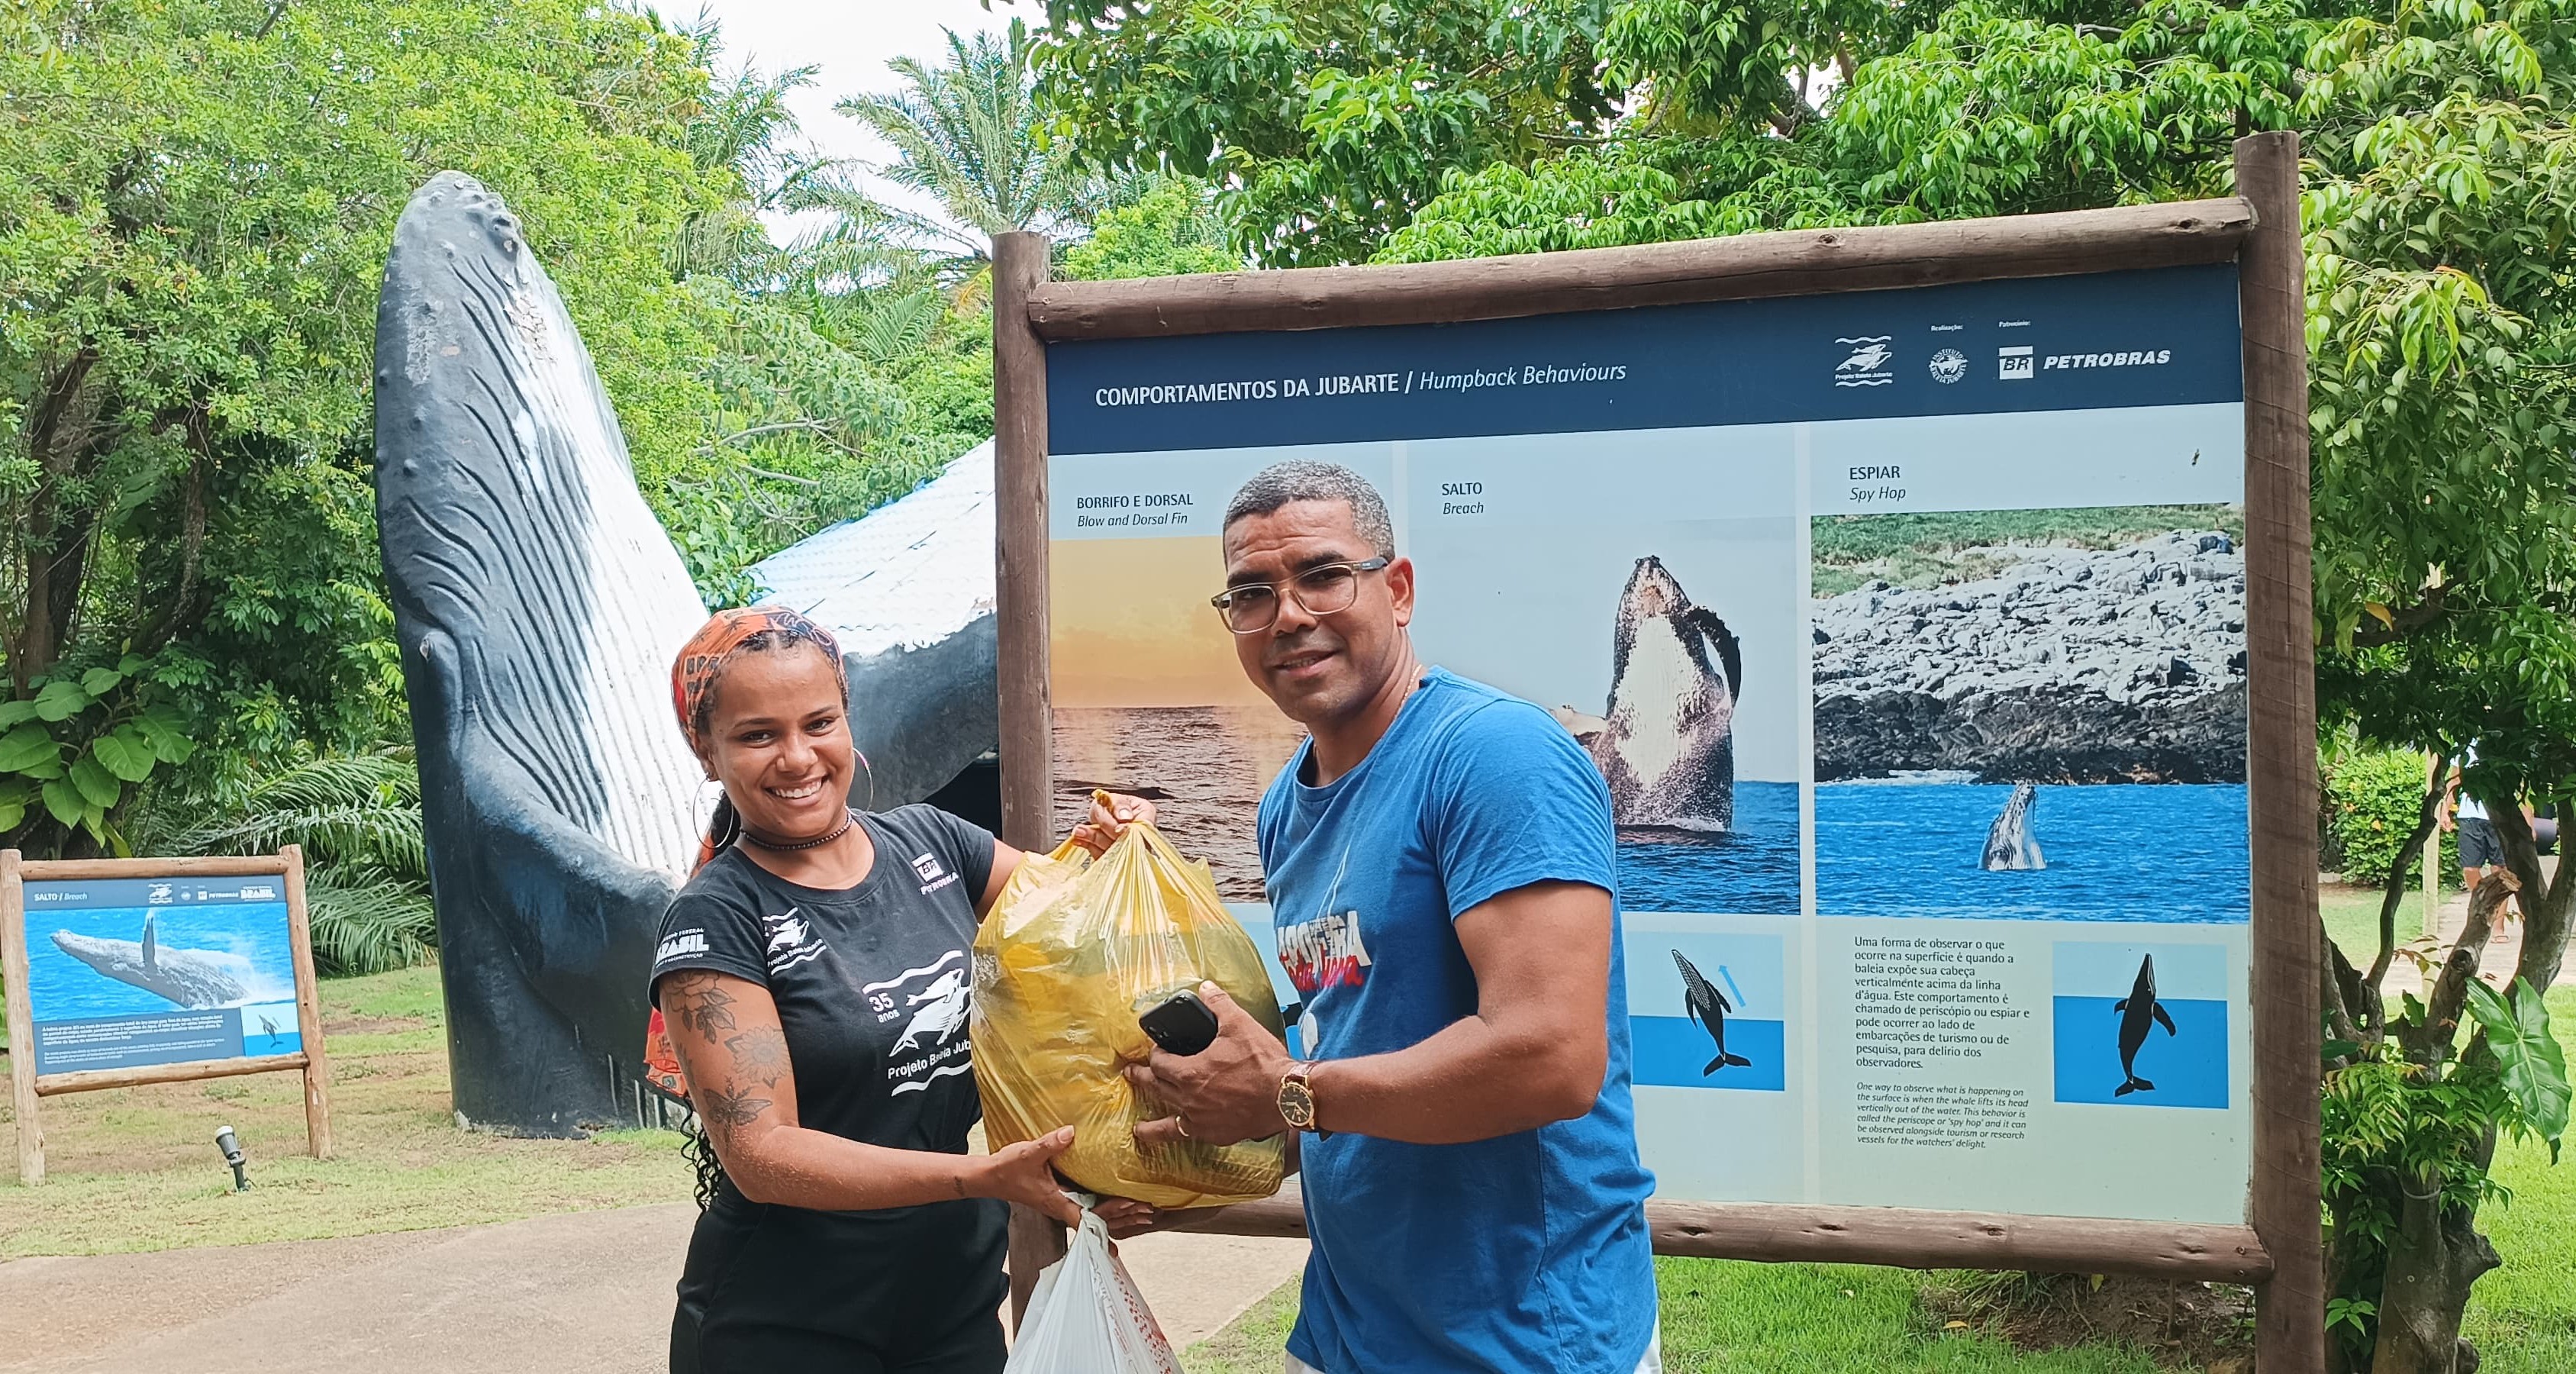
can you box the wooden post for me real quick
[2236,130,2326,1374]
[2423,753,2444,939]
[3,850,40,1185]
[280,845,334,1160]
[992,229,1069,1322]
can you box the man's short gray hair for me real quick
[1223,461,1395,557]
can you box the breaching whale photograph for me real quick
[25,901,297,1021]
[1808,503,2251,924]
[1413,516,1804,916]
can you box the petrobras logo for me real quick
[1998,346,2034,381]
[2043,349,2173,371]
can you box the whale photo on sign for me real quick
[1810,502,2249,923]
[21,876,301,1075]
[1414,514,1803,916]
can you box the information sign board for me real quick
[2,850,333,1183]
[1043,263,2251,1225]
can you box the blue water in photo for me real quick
[2052,996,2229,1108]
[240,1001,305,1058]
[24,901,297,1021]
[1817,782,2248,922]
[1620,780,1802,915]
[1632,1014,1788,1091]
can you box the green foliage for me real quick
[2467,979,2571,1165]
[1028,0,1624,265]
[2324,747,2459,887]
[1059,177,1240,280]
[147,750,434,976]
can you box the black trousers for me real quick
[671,1302,1004,1374]
[669,1192,1008,1374]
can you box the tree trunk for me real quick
[2368,1162,2500,1374]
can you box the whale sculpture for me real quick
[50,914,253,1009]
[376,174,1005,1134]
[1581,556,1739,832]
[2112,953,2178,1097]
[376,173,709,1135]
[1672,949,1752,1075]
[1981,782,2045,870]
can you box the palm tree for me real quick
[153,750,437,976]
[801,20,1112,275]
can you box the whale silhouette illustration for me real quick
[1981,782,2045,870]
[2112,953,2178,1096]
[1579,557,1740,833]
[50,913,252,1009]
[1672,949,1752,1075]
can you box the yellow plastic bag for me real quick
[972,798,1288,1208]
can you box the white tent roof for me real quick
[750,440,995,659]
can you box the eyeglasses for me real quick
[1210,557,1391,634]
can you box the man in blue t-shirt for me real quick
[1124,460,1660,1373]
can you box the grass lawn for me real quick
[0,964,694,1256]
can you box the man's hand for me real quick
[1071,792,1158,856]
[1128,982,1297,1147]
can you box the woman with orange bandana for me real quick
[645,607,1152,1373]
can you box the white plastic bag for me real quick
[1006,1207,1182,1374]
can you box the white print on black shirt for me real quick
[863,947,974,1095]
[910,851,959,895]
[762,908,827,975]
[654,928,708,968]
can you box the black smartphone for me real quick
[1140,989,1220,1056]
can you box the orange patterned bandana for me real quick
[669,605,845,754]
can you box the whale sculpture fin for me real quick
[143,913,157,971]
[2152,1003,2178,1036]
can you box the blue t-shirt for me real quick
[1258,669,1657,1374]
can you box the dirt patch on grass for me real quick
[1926,1272,2254,1370]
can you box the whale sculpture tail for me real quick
[376,173,710,1136]
[2114,1075,2155,1096]
[1704,1051,1753,1074]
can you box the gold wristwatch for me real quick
[1277,1063,1321,1132]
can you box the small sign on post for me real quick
[2,847,334,1185]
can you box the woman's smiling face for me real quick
[698,643,856,841]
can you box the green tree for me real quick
[1025,0,1627,266]
[1059,176,1240,279]
[0,0,738,853]
[807,20,1108,274]
[1030,0,2576,1364]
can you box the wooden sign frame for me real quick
[990,133,2319,1372]
[3,846,335,1185]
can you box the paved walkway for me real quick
[0,1204,1307,1373]
[2370,865,2576,998]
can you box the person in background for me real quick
[648,606,1151,1374]
[2442,743,2525,934]
[1124,462,1660,1374]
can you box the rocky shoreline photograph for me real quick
[1810,506,2249,923]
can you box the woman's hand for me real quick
[1070,792,1158,856]
[971,1127,1084,1227]
[1093,1196,1161,1239]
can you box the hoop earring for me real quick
[855,750,876,812]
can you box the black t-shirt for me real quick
[650,804,1004,1350]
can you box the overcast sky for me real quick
[691,0,1011,236]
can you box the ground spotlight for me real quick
[214,1124,250,1192]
